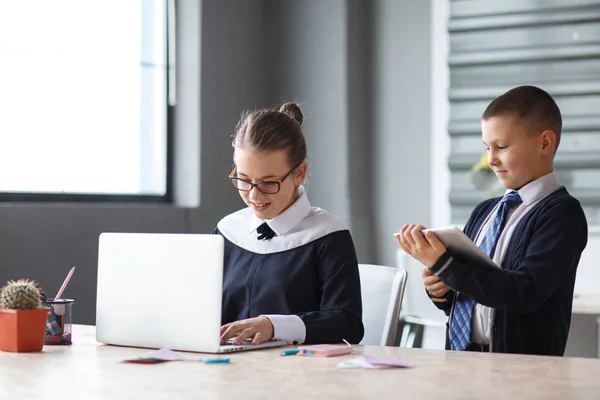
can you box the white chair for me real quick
[358,263,408,346]
[396,249,446,348]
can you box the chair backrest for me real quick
[358,263,408,346]
[396,249,447,323]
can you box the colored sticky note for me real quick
[363,355,413,368]
[202,357,230,364]
[338,355,413,369]
[122,348,183,364]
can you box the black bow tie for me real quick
[257,222,276,241]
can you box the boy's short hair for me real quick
[482,85,562,152]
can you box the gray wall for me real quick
[264,0,379,262]
[265,0,352,234]
[371,0,432,270]
[264,0,433,266]
[0,0,434,326]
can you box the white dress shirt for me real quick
[251,186,311,343]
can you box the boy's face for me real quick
[481,115,553,190]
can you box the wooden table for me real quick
[1,325,600,399]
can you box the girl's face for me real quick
[232,147,307,220]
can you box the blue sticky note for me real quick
[202,357,230,364]
[280,349,300,356]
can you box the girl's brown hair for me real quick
[232,102,307,168]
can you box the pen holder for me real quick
[44,299,74,345]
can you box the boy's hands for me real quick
[422,267,451,297]
[395,224,447,268]
[395,224,451,297]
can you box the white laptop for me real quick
[95,232,287,353]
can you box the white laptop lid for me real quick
[96,232,224,353]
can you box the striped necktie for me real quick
[449,191,523,351]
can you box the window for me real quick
[0,0,172,202]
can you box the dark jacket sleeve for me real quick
[426,288,455,316]
[297,231,365,344]
[429,200,588,313]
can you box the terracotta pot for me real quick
[0,308,50,352]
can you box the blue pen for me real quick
[202,357,230,364]
[280,349,299,356]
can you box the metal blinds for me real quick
[448,0,600,225]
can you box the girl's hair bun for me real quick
[279,102,303,126]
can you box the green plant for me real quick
[470,152,501,197]
[0,279,44,310]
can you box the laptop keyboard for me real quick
[219,339,283,353]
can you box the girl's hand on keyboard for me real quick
[220,316,274,345]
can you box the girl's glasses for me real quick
[229,164,300,194]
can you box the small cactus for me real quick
[0,279,44,310]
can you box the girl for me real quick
[215,102,364,346]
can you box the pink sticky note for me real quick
[122,348,183,364]
[151,348,184,361]
[363,355,413,368]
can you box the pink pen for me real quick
[54,266,76,300]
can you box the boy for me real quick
[396,85,588,356]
